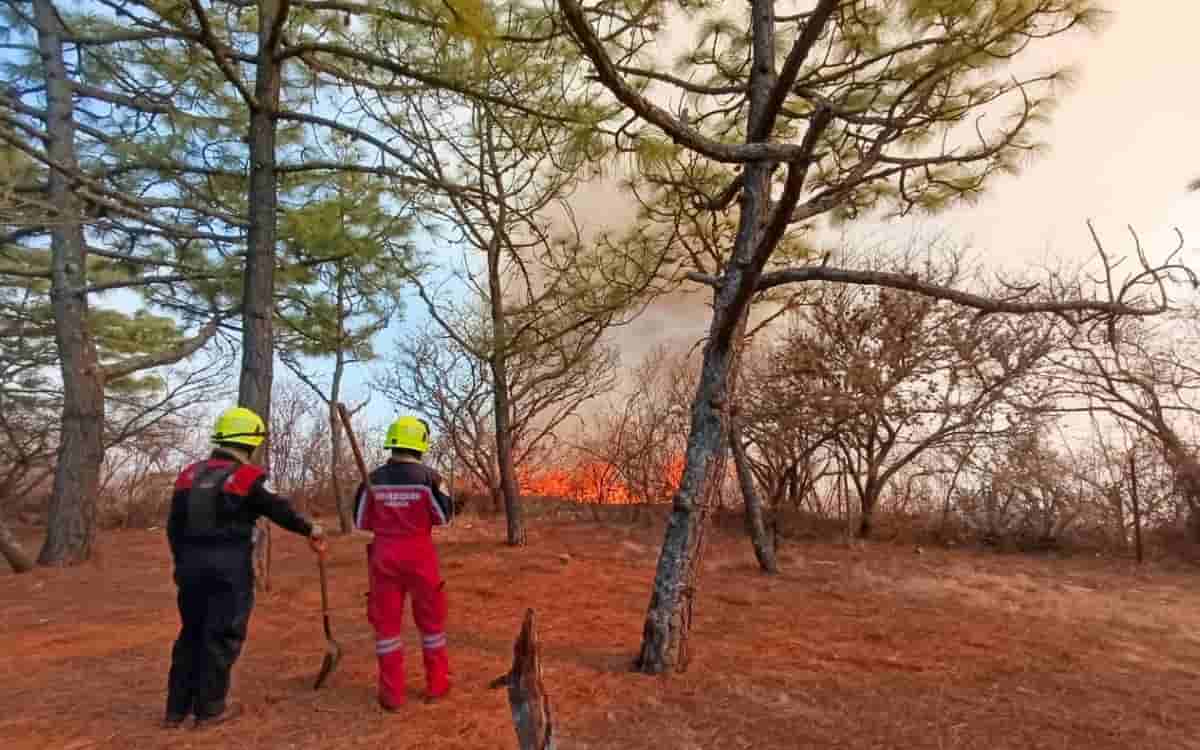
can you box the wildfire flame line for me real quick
[518,455,684,505]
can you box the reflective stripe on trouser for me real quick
[375,637,405,708]
[376,636,403,655]
[367,555,449,706]
[421,631,450,698]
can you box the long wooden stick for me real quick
[335,402,377,511]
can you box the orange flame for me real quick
[519,454,685,504]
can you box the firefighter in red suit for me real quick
[354,415,453,710]
[164,406,325,730]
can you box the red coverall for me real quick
[354,458,453,707]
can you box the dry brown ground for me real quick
[3,518,1200,750]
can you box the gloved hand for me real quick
[309,523,328,554]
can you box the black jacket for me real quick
[167,450,312,554]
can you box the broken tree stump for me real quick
[489,609,555,750]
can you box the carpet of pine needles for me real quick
[3,516,1200,750]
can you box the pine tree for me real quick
[276,155,412,532]
[556,0,1189,673]
[360,5,655,545]
[1,1,230,564]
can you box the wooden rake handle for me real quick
[335,402,377,509]
[318,552,333,636]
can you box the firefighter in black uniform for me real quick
[163,406,325,730]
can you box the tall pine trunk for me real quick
[241,0,286,586]
[35,0,107,566]
[488,232,525,546]
[330,264,351,532]
[636,166,771,670]
[635,0,781,672]
[493,373,525,546]
[238,0,284,423]
[635,312,740,672]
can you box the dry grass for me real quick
[3,518,1200,749]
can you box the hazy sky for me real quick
[63,3,1197,436]
[596,1,1200,369]
[325,3,1200,426]
[945,2,1199,264]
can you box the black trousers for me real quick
[166,545,254,719]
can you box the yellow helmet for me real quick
[385,415,430,453]
[212,406,267,448]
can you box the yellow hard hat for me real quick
[385,415,430,453]
[212,406,267,448]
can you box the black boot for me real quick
[161,713,187,730]
[193,702,243,730]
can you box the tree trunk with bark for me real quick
[35,0,107,566]
[730,413,777,574]
[330,395,350,533]
[728,301,776,574]
[488,232,526,546]
[0,511,35,573]
[238,0,285,423]
[725,312,775,571]
[493,386,526,546]
[490,330,525,544]
[241,0,287,588]
[1128,452,1144,564]
[330,287,351,533]
[636,177,771,671]
[634,0,781,672]
[787,467,801,510]
[858,474,882,539]
[635,331,738,673]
